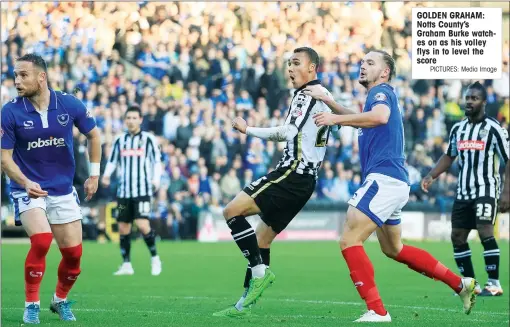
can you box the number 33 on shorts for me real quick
[475,198,496,223]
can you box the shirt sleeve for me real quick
[69,95,96,134]
[1,106,16,150]
[147,134,162,164]
[493,125,509,162]
[103,136,121,178]
[246,124,298,142]
[446,124,459,157]
[368,87,392,112]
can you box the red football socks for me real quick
[396,245,462,293]
[342,246,387,316]
[55,244,82,299]
[25,233,53,302]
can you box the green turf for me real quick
[1,240,508,326]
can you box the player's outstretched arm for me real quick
[1,149,48,198]
[231,117,298,142]
[303,84,358,115]
[313,105,390,128]
[84,127,102,201]
[421,154,456,193]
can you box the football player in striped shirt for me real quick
[422,82,509,296]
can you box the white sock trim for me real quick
[25,301,40,307]
[251,264,266,278]
[54,294,67,303]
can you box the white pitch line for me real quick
[72,294,508,316]
[1,307,505,323]
[156,295,509,316]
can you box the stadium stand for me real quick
[1,2,508,240]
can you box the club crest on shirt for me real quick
[479,129,488,138]
[291,108,303,117]
[374,92,386,101]
[57,114,69,127]
[23,120,34,129]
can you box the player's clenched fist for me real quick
[84,176,99,201]
[232,117,247,134]
[420,174,435,193]
[313,112,337,127]
[24,180,48,199]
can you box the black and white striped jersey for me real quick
[275,80,334,178]
[446,116,509,200]
[104,131,162,199]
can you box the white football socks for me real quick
[251,264,266,278]
[53,294,66,303]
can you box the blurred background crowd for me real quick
[1,2,509,240]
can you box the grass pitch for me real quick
[1,240,508,326]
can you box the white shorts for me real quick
[10,187,82,226]
[348,173,410,227]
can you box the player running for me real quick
[101,106,163,276]
[213,47,335,317]
[305,50,478,322]
[421,82,509,297]
[1,54,101,324]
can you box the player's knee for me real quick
[256,223,277,248]
[381,245,401,259]
[29,233,53,258]
[118,223,131,235]
[451,231,468,247]
[257,233,275,248]
[339,234,360,250]
[139,225,151,235]
[135,220,151,234]
[223,203,239,220]
[60,244,83,267]
[476,224,494,240]
[222,206,231,219]
[58,245,82,279]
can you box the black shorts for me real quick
[116,196,152,223]
[243,168,316,234]
[451,197,498,230]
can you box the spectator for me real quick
[1,1,507,239]
[220,168,241,201]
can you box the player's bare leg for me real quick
[377,224,478,314]
[135,218,161,276]
[339,206,391,323]
[49,220,82,321]
[21,209,53,324]
[476,224,503,296]
[214,192,275,317]
[114,222,134,275]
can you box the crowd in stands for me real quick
[1,2,509,239]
